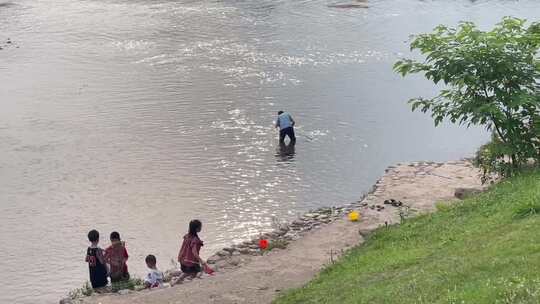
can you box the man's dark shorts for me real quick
[279,127,296,143]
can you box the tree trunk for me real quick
[511,153,519,171]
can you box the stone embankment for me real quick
[67,160,483,304]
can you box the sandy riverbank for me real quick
[72,160,483,304]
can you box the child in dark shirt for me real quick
[85,229,108,289]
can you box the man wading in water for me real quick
[275,110,296,145]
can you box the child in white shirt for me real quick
[144,255,164,289]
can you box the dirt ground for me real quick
[80,160,483,304]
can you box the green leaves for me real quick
[395,17,540,178]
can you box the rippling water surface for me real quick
[1,0,539,302]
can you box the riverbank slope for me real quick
[79,160,482,304]
[276,169,540,303]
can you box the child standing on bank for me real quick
[85,229,108,289]
[143,254,165,289]
[171,220,208,285]
[105,231,130,283]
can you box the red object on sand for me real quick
[259,239,269,250]
[204,264,215,275]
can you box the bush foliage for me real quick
[394,17,540,178]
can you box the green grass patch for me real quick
[275,170,540,304]
[111,277,144,292]
[68,277,145,300]
[68,281,94,299]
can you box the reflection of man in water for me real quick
[275,111,296,145]
[277,141,295,162]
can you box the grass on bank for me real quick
[68,277,144,299]
[275,170,540,304]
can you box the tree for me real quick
[394,17,540,178]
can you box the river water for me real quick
[1,0,539,303]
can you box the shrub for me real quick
[394,17,540,177]
[474,135,515,183]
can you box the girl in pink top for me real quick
[171,220,208,285]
